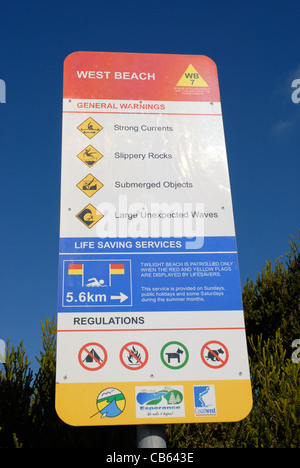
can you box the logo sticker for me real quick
[193,385,217,417]
[136,386,185,418]
[92,388,126,419]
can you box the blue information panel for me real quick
[58,236,242,313]
[60,258,132,308]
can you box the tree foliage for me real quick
[243,233,300,354]
[0,233,299,448]
[167,232,300,448]
[0,316,136,448]
[167,330,299,448]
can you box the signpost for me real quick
[56,52,252,429]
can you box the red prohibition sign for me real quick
[201,340,229,369]
[120,342,149,370]
[78,342,108,371]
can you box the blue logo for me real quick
[193,385,217,417]
[135,386,185,418]
[137,389,183,407]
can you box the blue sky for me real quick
[0,0,299,372]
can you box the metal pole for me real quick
[136,425,167,448]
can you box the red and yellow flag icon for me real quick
[68,264,83,275]
[109,264,125,275]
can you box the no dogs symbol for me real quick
[201,341,229,369]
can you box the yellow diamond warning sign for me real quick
[76,204,104,228]
[176,64,209,87]
[77,117,103,139]
[77,145,104,167]
[76,174,104,197]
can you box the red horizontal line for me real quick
[63,111,222,116]
[57,327,245,333]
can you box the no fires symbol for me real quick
[120,342,148,370]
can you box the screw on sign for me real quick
[78,342,108,371]
[201,341,229,369]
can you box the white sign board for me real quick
[56,52,252,426]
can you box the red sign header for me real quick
[63,51,220,102]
